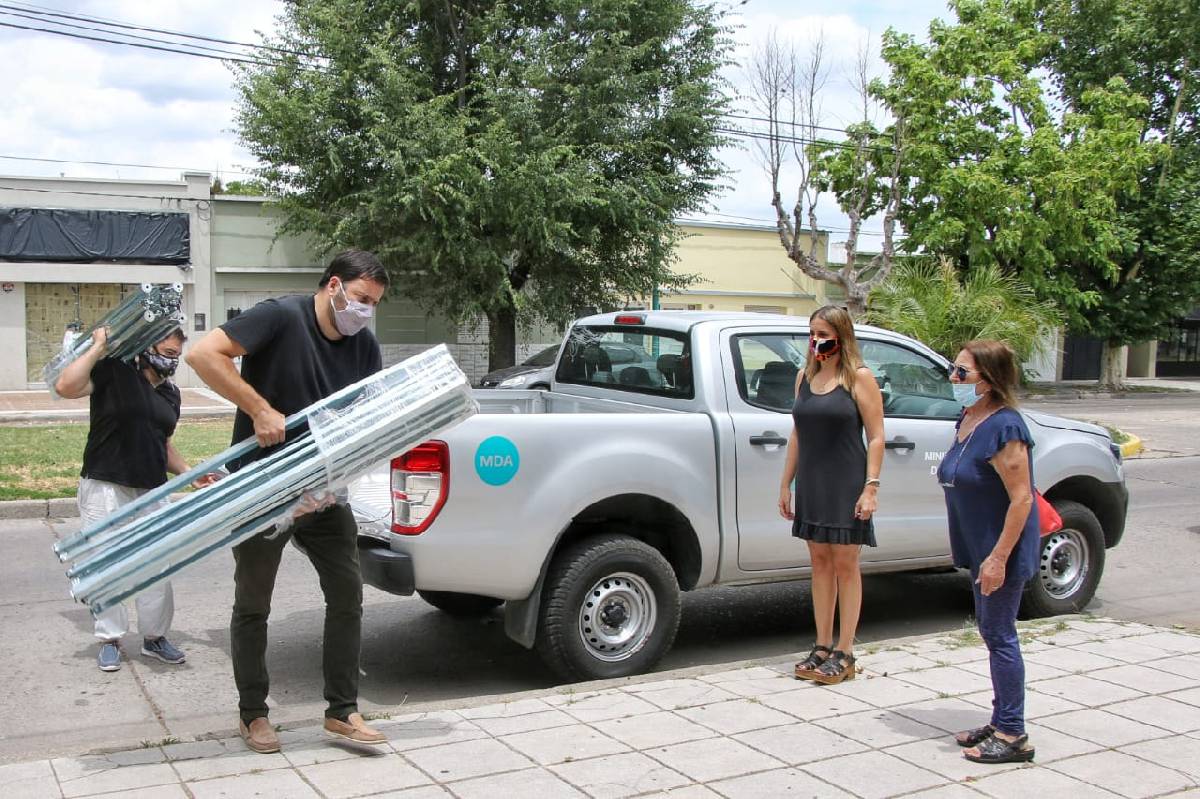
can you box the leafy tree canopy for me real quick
[877,0,1156,331]
[235,0,731,368]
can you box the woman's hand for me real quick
[976,555,1006,596]
[778,486,794,520]
[854,486,878,521]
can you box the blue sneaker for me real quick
[141,637,186,665]
[97,642,121,672]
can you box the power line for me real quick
[0,183,215,204]
[0,153,257,178]
[0,1,315,58]
[0,19,276,66]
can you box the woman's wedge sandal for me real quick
[794,645,833,680]
[955,725,995,747]
[963,733,1035,764]
[810,650,856,685]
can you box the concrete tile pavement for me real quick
[1,616,1197,798]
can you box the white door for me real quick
[725,329,811,571]
[857,338,964,561]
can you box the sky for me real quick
[1,0,952,259]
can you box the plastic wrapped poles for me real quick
[43,283,185,395]
[55,345,477,614]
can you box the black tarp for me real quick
[0,207,190,264]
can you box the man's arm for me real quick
[54,328,107,399]
[185,329,286,446]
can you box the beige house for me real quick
[657,221,829,317]
[0,173,831,388]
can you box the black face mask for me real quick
[141,350,179,378]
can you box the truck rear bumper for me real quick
[357,538,415,596]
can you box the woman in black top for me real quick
[56,326,193,673]
[778,306,885,684]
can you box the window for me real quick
[556,326,693,397]
[744,304,788,315]
[731,333,808,412]
[860,340,962,418]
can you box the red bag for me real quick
[1036,491,1062,536]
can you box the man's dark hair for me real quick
[161,327,187,343]
[318,249,390,290]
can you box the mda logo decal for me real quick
[474,436,519,486]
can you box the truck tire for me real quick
[417,590,504,617]
[1020,499,1106,618]
[536,535,681,682]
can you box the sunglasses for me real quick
[947,364,977,380]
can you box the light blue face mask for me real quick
[953,383,982,408]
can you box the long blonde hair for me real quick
[804,305,865,397]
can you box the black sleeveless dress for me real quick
[791,376,877,546]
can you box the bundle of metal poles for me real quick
[54,345,477,614]
[43,282,186,395]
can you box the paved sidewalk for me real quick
[0,387,234,423]
[2,617,1197,798]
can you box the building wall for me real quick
[0,172,211,389]
[657,222,827,316]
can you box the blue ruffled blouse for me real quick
[937,407,1041,583]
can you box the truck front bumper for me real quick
[357,537,415,596]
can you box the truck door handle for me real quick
[750,433,788,447]
[885,439,916,451]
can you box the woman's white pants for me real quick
[78,478,174,642]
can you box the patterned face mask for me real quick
[810,335,840,362]
[140,350,178,378]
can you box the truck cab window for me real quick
[557,326,693,398]
[731,334,808,412]
[859,340,962,418]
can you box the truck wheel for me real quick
[536,535,681,682]
[1020,499,1106,618]
[417,590,504,617]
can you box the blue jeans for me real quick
[972,575,1026,736]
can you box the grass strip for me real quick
[0,420,232,501]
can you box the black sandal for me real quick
[810,650,856,685]
[955,724,995,747]
[963,733,1035,764]
[794,645,832,679]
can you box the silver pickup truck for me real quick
[353,312,1128,681]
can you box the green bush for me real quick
[866,259,1063,363]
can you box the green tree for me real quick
[214,179,272,196]
[875,0,1158,383]
[1037,0,1200,386]
[235,0,730,368]
[867,259,1063,364]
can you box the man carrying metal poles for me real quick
[55,325,195,673]
[186,249,389,755]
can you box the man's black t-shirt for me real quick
[221,294,382,466]
[81,358,181,489]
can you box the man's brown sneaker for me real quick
[324,712,387,745]
[239,717,280,754]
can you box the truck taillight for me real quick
[391,441,449,535]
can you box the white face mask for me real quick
[330,281,373,336]
[953,382,988,408]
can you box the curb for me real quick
[1119,433,1144,458]
[0,497,78,520]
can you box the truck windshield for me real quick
[556,326,693,398]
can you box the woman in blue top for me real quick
[938,339,1040,765]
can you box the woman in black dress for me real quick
[778,306,885,684]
